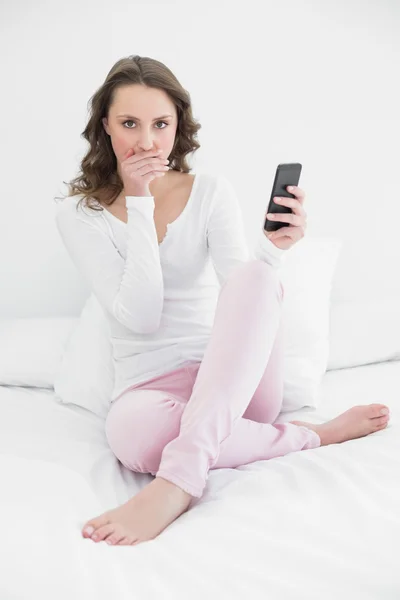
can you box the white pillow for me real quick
[0,317,77,388]
[54,236,342,419]
[53,295,114,419]
[279,236,342,412]
[327,297,400,371]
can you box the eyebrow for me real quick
[116,114,173,121]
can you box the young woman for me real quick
[55,55,390,547]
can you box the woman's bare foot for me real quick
[289,403,390,446]
[81,476,193,546]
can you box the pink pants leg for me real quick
[105,260,321,498]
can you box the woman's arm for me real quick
[55,196,164,334]
[206,176,286,287]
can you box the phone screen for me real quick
[264,163,302,232]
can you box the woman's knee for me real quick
[104,391,183,474]
[241,260,284,299]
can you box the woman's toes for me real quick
[90,524,115,542]
[105,532,124,545]
[370,404,389,418]
[82,514,110,538]
[117,537,136,546]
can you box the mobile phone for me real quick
[264,163,302,232]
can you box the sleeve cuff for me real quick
[254,229,287,268]
[126,195,155,216]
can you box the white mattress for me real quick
[1,360,399,600]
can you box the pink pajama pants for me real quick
[105,260,321,499]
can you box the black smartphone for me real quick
[264,163,302,232]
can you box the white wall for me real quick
[1,0,399,317]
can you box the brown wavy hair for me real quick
[54,55,202,212]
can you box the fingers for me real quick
[267,226,291,240]
[265,186,307,246]
[273,196,306,217]
[266,211,304,226]
[287,185,305,203]
[269,225,305,241]
[123,148,162,163]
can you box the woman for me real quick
[55,55,390,547]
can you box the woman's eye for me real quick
[122,120,168,129]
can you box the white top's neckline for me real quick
[102,173,200,246]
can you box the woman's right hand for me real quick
[120,145,170,197]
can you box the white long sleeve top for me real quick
[55,172,286,403]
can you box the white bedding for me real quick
[1,360,399,600]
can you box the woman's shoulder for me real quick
[194,171,237,201]
[195,171,234,188]
[55,194,106,228]
[187,171,231,196]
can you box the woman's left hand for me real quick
[264,186,307,250]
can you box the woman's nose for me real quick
[137,144,156,153]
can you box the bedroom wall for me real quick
[1,0,399,317]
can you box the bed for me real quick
[1,357,399,600]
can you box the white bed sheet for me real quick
[0,360,399,600]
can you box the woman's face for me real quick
[102,84,178,165]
